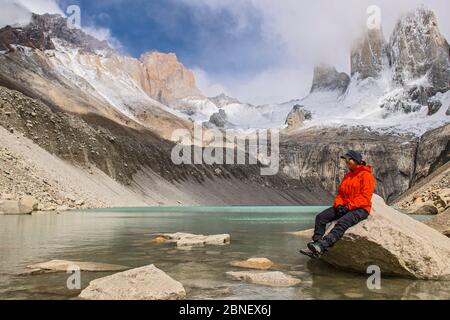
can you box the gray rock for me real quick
[208,109,231,128]
[280,124,450,204]
[285,105,312,131]
[79,265,186,300]
[321,195,450,279]
[412,124,450,185]
[427,99,442,116]
[413,203,439,215]
[0,13,112,54]
[310,64,350,95]
[351,27,386,80]
[226,271,301,287]
[388,8,450,94]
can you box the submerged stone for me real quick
[226,271,301,287]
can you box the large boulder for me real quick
[79,265,186,300]
[18,196,38,213]
[0,197,38,215]
[321,195,450,279]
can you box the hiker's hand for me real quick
[337,205,348,215]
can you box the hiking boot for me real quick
[307,241,325,258]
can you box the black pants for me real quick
[312,207,369,249]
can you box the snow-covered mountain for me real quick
[0,13,200,140]
[173,7,449,136]
[0,8,448,138]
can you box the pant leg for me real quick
[320,209,369,249]
[312,207,341,242]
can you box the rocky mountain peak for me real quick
[351,27,386,80]
[310,63,350,95]
[0,13,112,54]
[388,7,450,93]
[284,104,312,132]
[209,94,242,108]
[139,51,202,103]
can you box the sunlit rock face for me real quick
[140,52,202,104]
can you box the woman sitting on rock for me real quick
[302,150,376,258]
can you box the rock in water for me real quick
[322,195,450,280]
[158,233,231,248]
[226,271,301,287]
[79,265,186,300]
[230,258,274,270]
[26,260,128,274]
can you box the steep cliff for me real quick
[280,124,449,204]
[140,52,202,104]
[351,27,386,80]
[388,7,450,94]
[310,64,350,95]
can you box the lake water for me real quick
[0,207,448,300]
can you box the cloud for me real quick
[82,25,123,51]
[181,0,450,104]
[192,68,229,98]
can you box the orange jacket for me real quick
[333,165,376,214]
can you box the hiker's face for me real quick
[346,159,358,171]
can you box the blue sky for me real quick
[4,0,450,104]
[57,0,280,77]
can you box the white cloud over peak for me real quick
[183,0,450,105]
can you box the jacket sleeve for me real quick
[347,172,375,211]
[333,188,345,208]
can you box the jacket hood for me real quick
[355,165,373,174]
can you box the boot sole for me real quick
[299,249,318,259]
